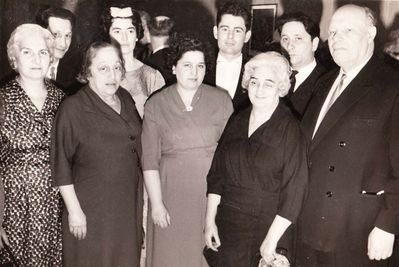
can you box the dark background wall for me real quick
[1,0,398,80]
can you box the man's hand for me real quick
[368,226,395,260]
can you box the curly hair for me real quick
[242,52,292,97]
[167,32,211,72]
[77,41,126,83]
[101,4,144,41]
[7,23,55,71]
[216,1,252,31]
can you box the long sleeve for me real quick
[277,120,309,223]
[50,101,79,186]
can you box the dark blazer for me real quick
[56,55,83,96]
[203,53,250,112]
[285,63,328,120]
[299,55,399,253]
[145,47,175,87]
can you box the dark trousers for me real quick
[295,241,389,267]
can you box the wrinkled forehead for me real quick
[330,7,368,29]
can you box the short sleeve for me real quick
[141,98,162,170]
[147,68,165,96]
[50,101,80,186]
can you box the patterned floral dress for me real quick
[0,78,64,266]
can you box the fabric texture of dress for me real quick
[120,63,165,118]
[51,86,143,267]
[0,78,64,266]
[142,83,233,267]
[205,103,308,267]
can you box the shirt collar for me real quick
[152,45,169,54]
[296,59,317,76]
[217,53,242,64]
[339,54,372,83]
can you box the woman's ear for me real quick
[9,57,17,70]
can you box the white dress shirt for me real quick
[216,53,242,99]
[46,60,60,80]
[312,55,372,138]
[294,59,317,92]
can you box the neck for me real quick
[251,100,279,118]
[123,53,141,71]
[18,76,46,93]
[219,51,242,61]
[150,36,168,51]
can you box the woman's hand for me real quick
[204,221,221,251]
[260,238,277,265]
[0,226,9,249]
[68,209,87,240]
[151,203,170,228]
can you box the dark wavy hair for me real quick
[167,32,211,73]
[216,1,252,32]
[77,41,125,83]
[101,4,144,41]
[148,16,174,37]
[276,12,320,40]
[36,5,76,29]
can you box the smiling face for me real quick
[280,21,318,70]
[88,46,123,97]
[213,14,251,58]
[173,51,206,91]
[48,17,72,60]
[328,5,376,72]
[247,65,281,108]
[15,35,51,80]
[109,18,137,55]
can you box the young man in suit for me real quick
[36,6,80,95]
[277,12,328,119]
[296,5,399,267]
[204,1,252,112]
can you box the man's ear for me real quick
[368,26,377,43]
[213,26,218,40]
[312,37,320,52]
[244,30,252,43]
[172,65,176,75]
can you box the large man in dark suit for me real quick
[277,12,328,119]
[296,5,399,267]
[203,1,252,112]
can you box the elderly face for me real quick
[173,51,206,91]
[213,14,251,58]
[88,47,123,97]
[14,35,51,80]
[247,65,281,108]
[280,21,318,70]
[328,5,376,72]
[109,18,137,55]
[48,17,72,60]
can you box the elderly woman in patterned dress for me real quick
[0,24,64,266]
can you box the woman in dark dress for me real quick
[0,24,64,266]
[51,41,143,267]
[204,52,309,267]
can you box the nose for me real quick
[57,36,67,49]
[33,53,41,64]
[191,66,198,76]
[110,69,117,80]
[121,31,128,43]
[227,29,234,39]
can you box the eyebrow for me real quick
[219,25,245,31]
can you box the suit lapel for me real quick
[311,60,375,150]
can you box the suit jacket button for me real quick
[339,141,346,147]
[326,191,333,197]
[329,165,335,172]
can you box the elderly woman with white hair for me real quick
[0,24,64,266]
[204,52,309,267]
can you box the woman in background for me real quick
[204,52,308,267]
[142,33,233,267]
[0,23,64,266]
[51,41,143,267]
[102,4,165,117]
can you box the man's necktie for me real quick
[288,70,298,98]
[313,73,347,137]
[50,66,56,80]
